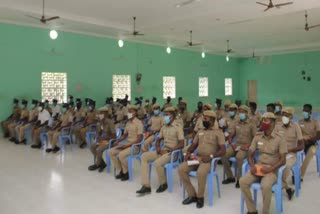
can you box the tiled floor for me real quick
[0,137,319,214]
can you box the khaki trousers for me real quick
[177,161,210,198]
[32,127,43,145]
[240,171,277,214]
[301,145,317,178]
[108,145,139,173]
[140,151,171,187]
[90,141,109,165]
[8,122,19,138]
[282,153,296,189]
[47,130,61,148]
[1,120,11,135]
[142,134,155,152]
[221,146,248,180]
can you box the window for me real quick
[112,75,131,100]
[198,77,208,97]
[41,72,67,103]
[163,76,176,99]
[225,78,233,96]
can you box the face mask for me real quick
[239,113,246,120]
[164,115,171,125]
[32,104,36,109]
[260,121,271,131]
[153,109,160,115]
[21,104,26,109]
[38,107,42,112]
[74,107,78,112]
[89,106,93,111]
[202,121,210,129]
[62,108,67,113]
[53,103,57,107]
[303,111,310,120]
[229,111,235,117]
[282,116,290,125]
[98,114,104,120]
[214,103,217,108]
[146,102,149,105]
[127,113,133,119]
[275,106,280,113]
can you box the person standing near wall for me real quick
[1,98,21,138]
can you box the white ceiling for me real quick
[1,0,320,56]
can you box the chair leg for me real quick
[207,174,213,206]
[275,188,282,214]
[253,190,257,205]
[105,151,111,173]
[240,193,245,214]
[148,163,152,183]
[127,157,133,181]
[166,166,173,192]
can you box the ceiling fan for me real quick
[127,17,144,36]
[185,30,201,47]
[256,0,293,12]
[302,11,320,31]
[26,0,60,24]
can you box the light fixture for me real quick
[201,52,205,58]
[49,30,58,40]
[166,47,171,54]
[226,55,230,62]
[118,39,124,48]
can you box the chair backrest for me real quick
[115,128,122,139]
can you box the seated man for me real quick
[161,96,173,111]
[88,107,116,172]
[274,100,283,123]
[178,110,226,208]
[274,107,304,200]
[1,98,21,138]
[108,105,143,181]
[73,98,85,125]
[16,99,39,144]
[299,104,320,180]
[114,99,128,129]
[136,97,146,120]
[222,105,257,188]
[177,100,191,129]
[142,103,164,152]
[51,99,61,120]
[46,103,74,153]
[31,102,51,149]
[136,106,184,195]
[8,99,29,143]
[248,102,262,128]
[240,112,287,214]
[214,98,224,120]
[74,99,97,148]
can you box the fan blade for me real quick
[26,15,41,21]
[274,2,293,7]
[186,43,201,47]
[45,16,60,21]
[256,2,269,6]
[264,7,271,12]
[308,24,320,29]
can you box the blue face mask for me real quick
[164,115,171,125]
[154,109,160,115]
[302,111,310,120]
[239,113,246,120]
[21,104,26,109]
[229,111,235,117]
[275,106,280,113]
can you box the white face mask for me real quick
[98,114,104,120]
[282,116,290,125]
[38,107,42,112]
[74,107,78,112]
[127,113,133,119]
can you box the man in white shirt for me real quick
[31,102,51,149]
[51,99,61,119]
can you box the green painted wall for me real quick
[0,23,240,120]
[239,51,320,110]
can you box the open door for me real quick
[247,80,257,103]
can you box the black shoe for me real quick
[182,197,197,205]
[98,162,107,173]
[9,137,16,142]
[14,139,20,145]
[235,181,240,188]
[21,138,27,144]
[156,183,168,193]
[121,173,129,181]
[222,177,236,184]
[88,164,99,171]
[115,171,124,179]
[46,148,53,153]
[52,146,60,153]
[217,160,222,165]
[79,143,87,149]
[3,133,9,138]
[31,144,41,149]
[136,186,151,194]
[196,198,204,208]
[286,188,295,200]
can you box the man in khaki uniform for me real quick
[145,99,153,115]
[88,107,116,172]
[190,102,203,130]
[108,105,143,181]
[226,103,239,131]
[299,104,320,180]
[136,99,146,120]
[214,98,224,120]
[142,104,164,152]
[177,100,191,129]
[46,103,74,153]
[274,107,304,200]
[178,110,226,208]
[136,106,184,195]
[223,99,231,119]
[266,103,275,113]
[240,112,287,214]
[248,102,262,128]
[161,96,173,111]
[74,100,97,148]
[8,99,29,143]
[114,100,128,129]
[274,100,283,123]
[222,105,257,188]
[16,100,39,144]
[1,98,21,138]
[73,99,85,124]
[31,102,51,149]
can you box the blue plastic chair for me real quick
[102,128,122,172]
[58,126,73,152]
[240,161,286,214]
[290,150,303,197]
[126,136,145,181]
[85,123,97,146]
[223,142,237,180]
[182,157,222,206]
[317,141,320,176]
[292,116,299,123]
[40,127,48,148]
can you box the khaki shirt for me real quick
[180,111,191,128]
[148,115,164,132]
[86,110,97,124]
[162,103,173,110]
[275,113,282,124]
[274,122,303,151]
[298,118,320,141]
[74,108,85,122]
[60,110,74,126]
[227,115,238,131]
[19,109,29,120]
[101,118,116,137]
[231,120,257,145]
[116,107,127,122]
[12,106,21,119]
[250,131,288,166]
[29,108,38,122]
[124,117,143,144]
[145,104,153,115]
[137,106,146,120]
[214,108,225,120]
[194,128,225,157]
[45,106,52,114]
[249,112,262,127]
[159,123,184,150]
